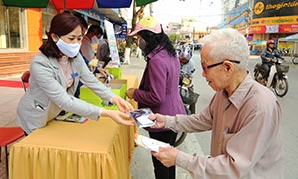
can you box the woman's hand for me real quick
[97,67,109,78]
[101,109,135,126]
[148,113,166,129]
[125,88,136,99]
[111,95,134,113]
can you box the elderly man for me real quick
[149,28,283,179]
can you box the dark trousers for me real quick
[188,86,196,114]
[149,130,177,179]
[262,63,272,79]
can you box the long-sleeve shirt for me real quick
[96,40,110,62]
[165,74,283,179]
[180,58,195,79]
[133,46,186,132]
[80,36,94,61]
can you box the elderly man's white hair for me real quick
[201,28,249,69]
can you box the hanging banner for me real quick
[115,23,128,40]
[104,20,120,67]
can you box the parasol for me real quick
[2,0,157,9]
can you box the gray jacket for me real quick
[17,53,114,134]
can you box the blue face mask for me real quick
[98,35,103,41]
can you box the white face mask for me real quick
[56,38,81,58]
[91,35,99,44]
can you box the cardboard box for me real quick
[104,66,122,79]
[97,78,127,99]
[80,83,124,110]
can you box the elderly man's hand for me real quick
[148,113,166,129]
[152,147,179,167]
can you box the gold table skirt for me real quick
[9,118,136,179]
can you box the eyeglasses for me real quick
[201,60,240,73]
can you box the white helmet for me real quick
[179,46,192,61]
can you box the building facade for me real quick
[0,1,128,77]
[249,0,298,54]
[219,0,298,54]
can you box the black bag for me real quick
[179,86,199,105]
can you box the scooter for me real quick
[254,58,289,97]
[291,53,298,64]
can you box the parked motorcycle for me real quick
[174,71,200,147]
[118,51,125,64]
[291,53,298,64]
[254,58,289,97]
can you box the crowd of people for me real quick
[16,12,283,179]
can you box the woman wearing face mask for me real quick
[16,12,135,135]
[125,16,186,179]
[80,24,102,62]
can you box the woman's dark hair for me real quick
[138,30,176,57]
[39,12,83,58]
[87,25,103,35]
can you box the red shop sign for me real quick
[248,26,266,34]
[279,24,298,33]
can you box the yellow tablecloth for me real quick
[9,118,135,179]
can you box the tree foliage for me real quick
[169,33,181,44]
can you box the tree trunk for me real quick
[126,0,146,49]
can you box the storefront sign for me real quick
[249,24,298,34]
[250,16,298,26]
[248,26,266,34]
[253,0,298,19]
[266,25,279,33]
[279,24,298,33]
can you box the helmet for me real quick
[129,16,162,36]
[179,46,192,61]
[266,39,274,46]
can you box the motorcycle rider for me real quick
[260,39,283,83]
[179,45,196,114]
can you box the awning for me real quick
[93,4,126,25]
[96,0,132,8]
[285,33,298,41]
